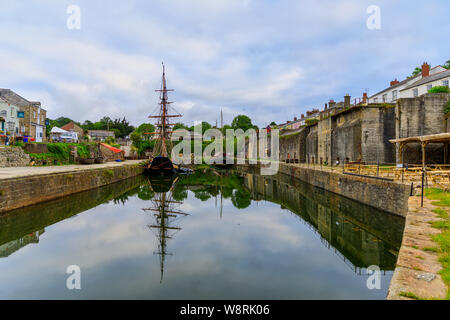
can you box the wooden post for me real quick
[421,168,425,208]
[399,142,405,165]
[444,143,448,165]
[421,142,427,168]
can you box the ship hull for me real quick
[144,156,174,176]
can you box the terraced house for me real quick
[0,89,47,142]
[0,96,20,138]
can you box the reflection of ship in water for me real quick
[242,172,405,274]
[0,230,44,258]
[143,175,189,283]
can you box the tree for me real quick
[189,121,212,134]
[110,117,134,138]
[231,189,251,209]
[82,120,93,127]
[231,115,255,132]
[270,121,277,126]
[173,123,189,131]
[411,67,422,77]
[443,60,450,69]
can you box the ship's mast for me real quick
[149,63,182,158]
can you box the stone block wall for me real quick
[100,144,125,161]
[0,147,30,167]
[332,115,362,163]
[330,106,395,164]
[279,128,308,162]
[360,107,396,164]
[318,117,333,164]
[0,163,143,213]
[24,143,48,154]
[305,124,318,163]
[277,163,410,217]
[395,93,450,163]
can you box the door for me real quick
[35,126,43,142]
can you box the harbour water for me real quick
[0,169,404,299]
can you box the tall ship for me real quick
[144,63,182,175]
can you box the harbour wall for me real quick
[237,162,410,217]
[0,162,144,213]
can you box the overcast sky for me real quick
[0,0,448,127]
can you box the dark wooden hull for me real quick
[78,158,95,165]
[95,157,106,164]
[144,156,174,176]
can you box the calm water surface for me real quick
[0,169,404,299]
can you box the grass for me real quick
[399,291,421,300]
[423,247,440,253]
[433,207,449,219]
[425,188,450,207]
[425,188,450,299]
[25,142,94,164]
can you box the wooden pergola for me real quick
[390,132,450,167]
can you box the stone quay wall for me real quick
[0,163,143,213]
[395,93,450,164]
[0,147,30,168]
[238,162,410,217]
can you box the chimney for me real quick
[301,114,304,119]
[329,99,336,109]
[344,94,351,108]
[324,103,328,110]
[294,117,297,121]
[362,92,368,104]
[390,78,399,86]
[421,62,430,78]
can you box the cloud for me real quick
[0,0,448,126]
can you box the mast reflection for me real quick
[143,175,189,283]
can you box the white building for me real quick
[368,63,446,104]
[0,96,20,137]
[400,68,450,98]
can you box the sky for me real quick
[0,0,448,128]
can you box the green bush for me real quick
[428,86,449,93]
[13,141,25,148]
[445,101,450,115]
[305,118,318,126]
[26,142,95,163]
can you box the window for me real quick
[427,84,432,91]
[374,97,378,103]
[33,111,36,119]
[413,88,419,97]
[382,94,387,102]
[392,90,398,100]
[443,80,449,87]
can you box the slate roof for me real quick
[401,69,450,91]
[88,130,115,137]
[0,89,31,107]
[369,66,446,98]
